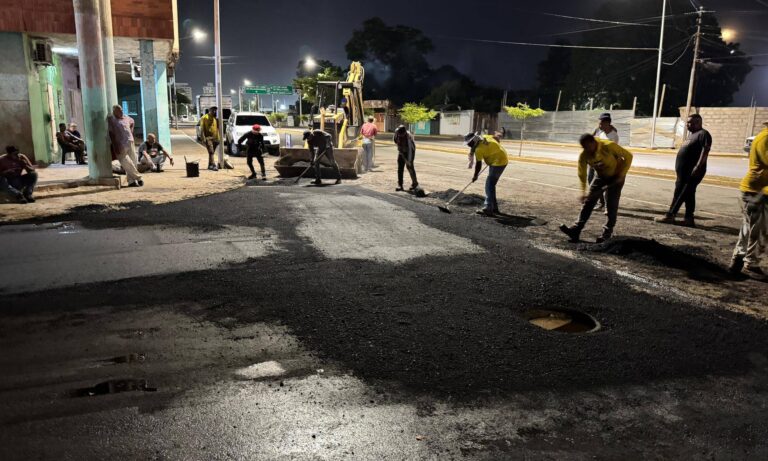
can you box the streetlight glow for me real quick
[721,28,736,42]
[230,89,235,94]
[243,79,252,86]
[191,28,207,42]
[304,56,317,70]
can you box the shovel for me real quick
[294,149,327,184]
[438,166,488,214]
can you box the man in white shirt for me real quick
[589,112,620,210]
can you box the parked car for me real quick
[744,135,756,153]
[225,112,280,156]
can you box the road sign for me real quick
[243,85,294,95]
[268,85,293,95]
[244,86,269,95]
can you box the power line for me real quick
[664,36,694,65]
[524,10,657,27]
[436,36,658,51]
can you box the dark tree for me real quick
[345,17,434,104]
[536,40,572,110]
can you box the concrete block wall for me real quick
[0,32,36,161]
[681,107,768,153]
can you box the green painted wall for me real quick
[24,38,66,165]
[0,32,34,161]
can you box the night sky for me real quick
[176,0,768,107]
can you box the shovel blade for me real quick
[438,206,452,214]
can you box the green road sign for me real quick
[244,86,269,95]
[268,85,294,95]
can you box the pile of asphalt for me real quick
[584,237,733,282]
[429,189,485,206]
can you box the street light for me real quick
[304,56,317,71]
[192,28,207,42]
[243,79,252,86]
[239,79,252,112]
[721,28,736,42]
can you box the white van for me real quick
[226,112,280,156]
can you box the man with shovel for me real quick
[465,132,509,216]
[655,114,711,227]
[393,125,419,193]
[560,133,633,243]
[302,130,342,185]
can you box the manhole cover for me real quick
[524,308,600,333]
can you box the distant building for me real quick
[175,83,193,103]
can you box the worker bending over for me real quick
[560,133,633,243]
[303,130,342,186]
[465,132,509,216]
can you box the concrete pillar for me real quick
[73,0,112,180]
[99,0,118,106]
[154,60,172,153]
[139,40,158,141]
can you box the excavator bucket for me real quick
[275,147,362,179]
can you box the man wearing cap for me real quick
[199,106,220,171]
[238,124,267,180]
[465,132,509,216]
[0,145,37,203]
[729,121,768,279]
[393,125,419,192]
[589,113,620,211]
[560,133,633,243]
[303,130,342,185]
[655,114,711,227]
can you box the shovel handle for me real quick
[446,165,488,206]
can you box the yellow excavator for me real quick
[275,62,366,178]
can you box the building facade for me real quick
[0,0,178,164]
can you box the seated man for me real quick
[0,145,37,203]
[56,123,85,165]
[137,133,173,173]
[67,123,87,164]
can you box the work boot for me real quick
[334,178,342,185]
[312,178,322,185]
[682,216,696,228]
[728,255,745,275]
[261,174,267,181]
[15,193,28,204]
[138,179,144,187]
[559,224,581,243]
[248,173,257,180]
[654,214,675,224]
[476,208,495,217]
[596,230,612,244]
[24,194,35,203]
[208,164,219,171]
[744,265,766,280]
[395,184,404,192]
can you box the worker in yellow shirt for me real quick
[199,106,220,171]
[560,133,633,243]
[465,132,509,216]
[729,123,768,279]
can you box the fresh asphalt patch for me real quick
[2,185,767,403]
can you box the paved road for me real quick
[1,175,766,459]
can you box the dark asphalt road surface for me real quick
[1,182,767,459]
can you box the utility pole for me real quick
[650,0,668,149]
[554,90,562,113]
[213,0,224,168]
[657,83,667,118]
[683,6,704,139]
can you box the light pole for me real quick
[213,0,224,168]
[240,79,251,112]
[650,0,667,149]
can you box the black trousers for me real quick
[669,168,706,218]
[1,172,38,197]
[247,150,265,176]
[397,150,418,188]
[314,148,342,181]
[575,176,624,235]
